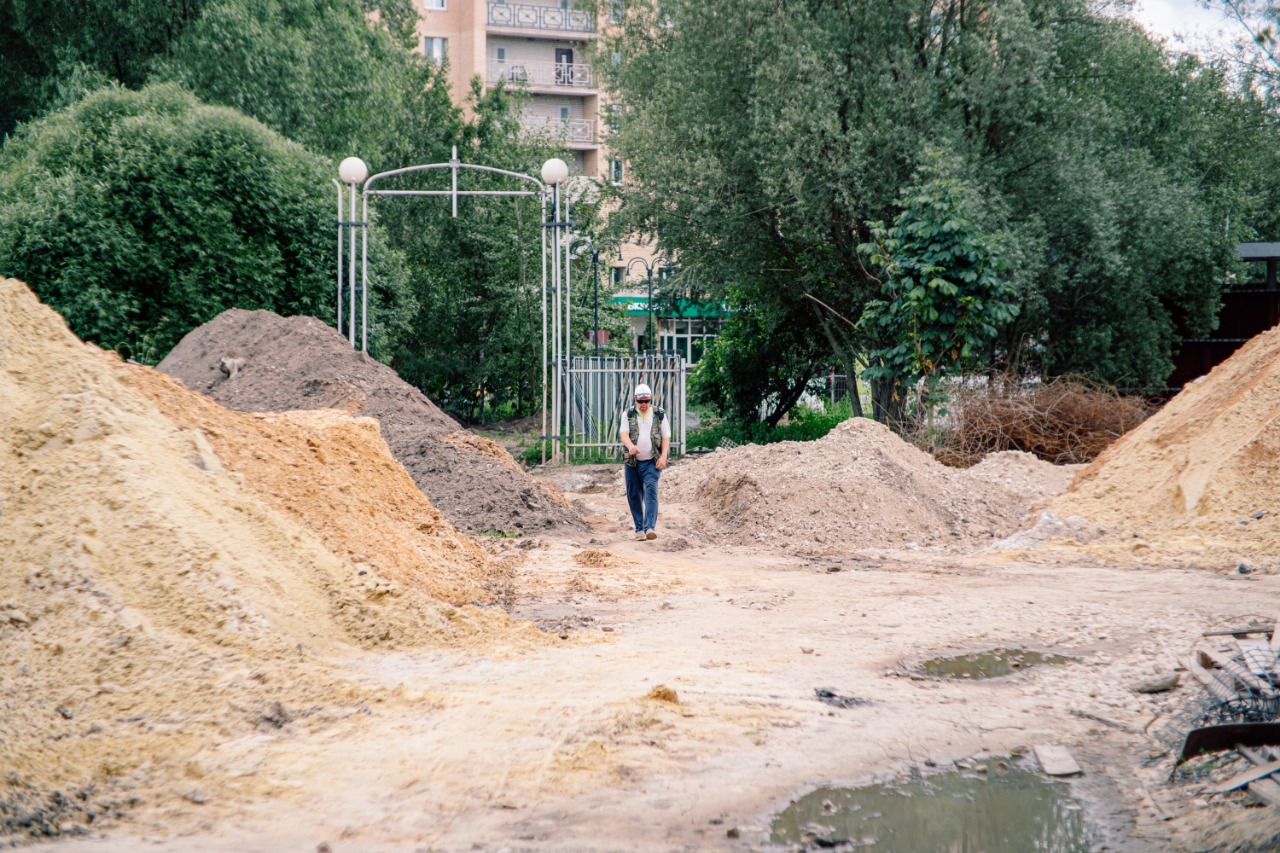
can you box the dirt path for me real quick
[39,478,1279,852]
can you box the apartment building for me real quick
[415,0,721,357]
[417,0,615,178]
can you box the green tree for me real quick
[0,83,411,362]
[0,0,204,135]
[153,0,416,164]
[602,0,1276,425]
[858,162,1016,427]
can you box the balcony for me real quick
[525,117,596,146]
[488,60,593,91]
[487,2,595,37]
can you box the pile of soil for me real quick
[129,366,504,607]
[1032,325,1280,568]
[662,418,1079,553]
[0,280,533,844]
[157,309,583,535]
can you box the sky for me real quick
[1125,0,1246,52]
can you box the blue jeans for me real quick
[624,459,661,532]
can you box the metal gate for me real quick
[560,354,686,460]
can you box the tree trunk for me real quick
[870,376,906,431]
[809,303,864,419]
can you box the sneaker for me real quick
[645,530,657,540]
[635,531,646,541]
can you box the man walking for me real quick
[620,383,670,540]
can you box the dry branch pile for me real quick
[924,376,1153,467]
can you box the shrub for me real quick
[0,83,410,362]
[687,399,857,450]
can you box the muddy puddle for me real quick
[913,647,1072,680]
[772,765,1096,851]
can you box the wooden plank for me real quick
[1236,637,1276,676]
[1271,621,1280,655]
[1199,648,1276,696]
[1203,626,1274,637]
[1210,758,1280,794]
[1034,744,1082,776]
[1239,745,1280,808]
[1187,655,1240,702]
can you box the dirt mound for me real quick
[157,309,583,535]
[662,418,1079,553]
[1031,325,1280,567]
[128,366,505,607]
[0,280,532,844]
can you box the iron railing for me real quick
[487,2,595,34]
[488,59,593,88]
[559,355,686,460]
[526,117,596,143]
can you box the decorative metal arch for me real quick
[334,147,580,462]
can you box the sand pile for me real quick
[157,309,583,535]
[128,366,503,607]
[1025,325,1280,567]
[663,418,1079,553]
[0,280,530,843]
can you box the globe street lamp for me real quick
[625,256,666,353]
[336,157,368,348]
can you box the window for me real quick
[495,47,506,62]
[424,37,447,66]
[610,51,622,67]
[608,0,624,24]
[559,106,571,121]
[424,0,445,9]
[610,159,624,185]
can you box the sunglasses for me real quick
[636,397,651,403]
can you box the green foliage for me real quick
[0,0,205,135]
[153,0,415,164]
[0,83,411,361]
[687,308,828,426]
[858,160,1016,404]
[0,0,617,418]
[379,80,612,423]
[602,0,1280,416]
[687,400,857,450]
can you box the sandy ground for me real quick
[33,466,1278,853]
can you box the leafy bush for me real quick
[687,400,857,450]
[0,84,410,362]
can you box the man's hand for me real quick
[656,454,668,470]
[626,444,640,457]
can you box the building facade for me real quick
[417,0,610,177]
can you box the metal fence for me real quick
[559,354,686,460]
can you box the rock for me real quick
[7,610,31,625]
[1132,673,1180,694]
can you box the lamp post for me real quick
[625,256,664,353]
[541,157,570,463]
[336,156,368,349]
[592,248,600,354]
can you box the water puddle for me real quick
[772,765,1096,851]
[914,647,1071,680]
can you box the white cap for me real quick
[634,383,652,398]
